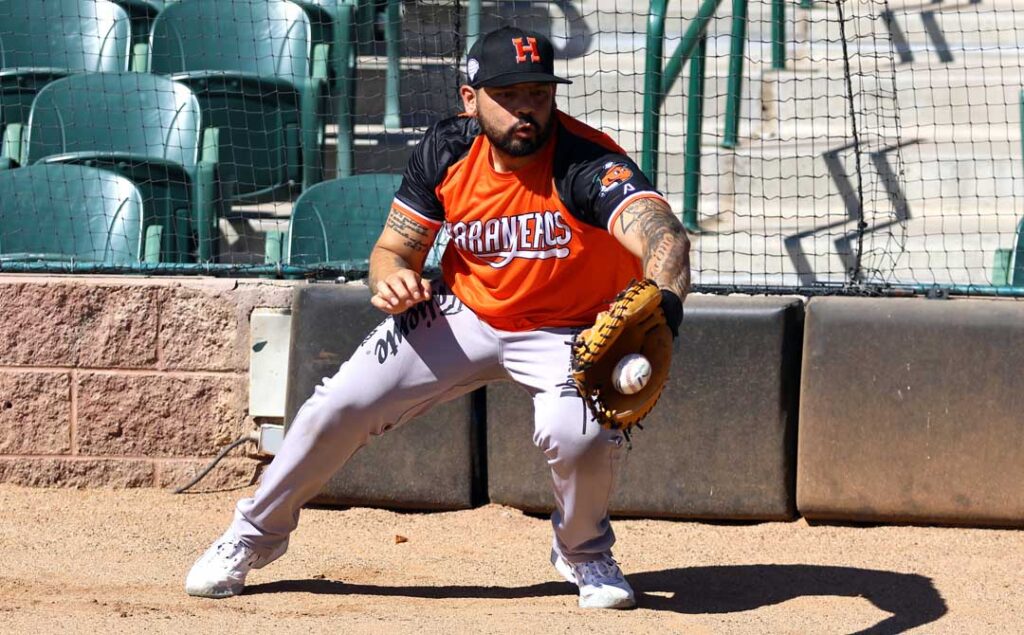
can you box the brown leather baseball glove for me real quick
[570,279,678,432]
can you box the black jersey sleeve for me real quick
[394,116,478,224]
[564,153,663,230]
[552,125,664,231]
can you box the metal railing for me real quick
[642,1,1024,295]
[642,0,724,233]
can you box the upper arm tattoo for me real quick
[617,197,672,236]
[385,209,433,253]
[617,197,691,296]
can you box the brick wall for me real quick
[0,275,296,490]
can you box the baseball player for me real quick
[186,25,690,610]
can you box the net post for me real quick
[723,0,748,149]
[642,0,669,183]
[465,0,482,54]
[683,34,708,233]
[771,0,786,69]
[383,0,402,129]
[299,80,325,189]
[195,128,221,263]
[333,0,355,177]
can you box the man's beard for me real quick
[479,111,555,158]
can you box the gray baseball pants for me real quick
[231,282,625,564]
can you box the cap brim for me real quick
[472,72,572,88]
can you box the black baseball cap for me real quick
[465,26,572,88]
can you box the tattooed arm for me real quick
[611,197,691,299]
[368,209,439,314]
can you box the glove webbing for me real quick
[570,281,654,372]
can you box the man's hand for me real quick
[370,269,433,314]
[368,208,439,314]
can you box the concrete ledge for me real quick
[487,295,804,520]
[0,275,295,371]
[0,282,160,368]
[797,296,1024,527]
[285,283,479,510]
[0,457,156,488]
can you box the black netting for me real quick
[0,0,1020,295]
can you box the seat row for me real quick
[0,0,353,262]
[34,0,381,74]
[0,0,380,186]
[2,70,323,261]
[0,164,404,267]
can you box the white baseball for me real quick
[612,353,652,395]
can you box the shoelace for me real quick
[215,539,241,556]
[214,539,258,567]
[573,557,623,586]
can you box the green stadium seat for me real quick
[0,0,131,167]
[284,173,402,267]
[290,1,356,79]
[149,0,328,206]
[0,164,158,264]
[25,72,216,262]
[293,1,382,55]
[109,0,168,72]
[992,219,1024,287]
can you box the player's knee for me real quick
[535,423,622,467]
[289,389,381,442]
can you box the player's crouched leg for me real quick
[185,356,434,599]
[533,394,635,609]
[187,287,499,599]
[185,373,393,599]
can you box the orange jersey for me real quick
[392,111,667,331]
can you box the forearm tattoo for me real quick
[617,198,691,298]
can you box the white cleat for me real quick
[551,549,637,609]
[185,530,287,599]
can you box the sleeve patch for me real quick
[600,162,634,189]
[596,161,640,199]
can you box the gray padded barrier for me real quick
[798,296,1024,527]
[285,283,481,510]
[487,295,805,520]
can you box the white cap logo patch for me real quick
[467,58,480,82]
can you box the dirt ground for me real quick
[0,484,1021,634]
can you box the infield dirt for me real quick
[0,484,1020,634]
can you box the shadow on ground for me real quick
[248,563,946,634]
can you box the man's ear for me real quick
[459,85,478,116]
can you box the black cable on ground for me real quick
[174,434,256,494]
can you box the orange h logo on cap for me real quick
[512,37,541,63]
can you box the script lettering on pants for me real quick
[371,288,464,364]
